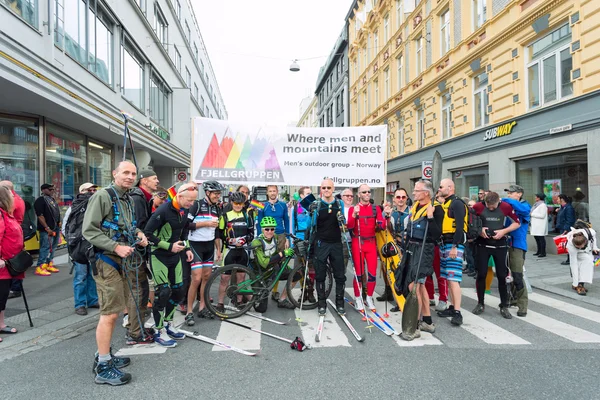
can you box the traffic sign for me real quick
[177,171,188,182]
[421,161,433,180]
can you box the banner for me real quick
[191,118,387,187]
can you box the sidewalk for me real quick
[525,253,600,307]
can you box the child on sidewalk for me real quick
[566,225,599,296]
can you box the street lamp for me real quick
[289,59,300,72]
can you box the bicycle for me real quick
[203,233,332,318]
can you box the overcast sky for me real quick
[193,0,352,126]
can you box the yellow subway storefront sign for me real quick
[483,121,517,141]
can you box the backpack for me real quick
[465,205,483,241]
[65,195,93,264]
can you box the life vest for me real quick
[441,197,468,235]
[407,201,439,240]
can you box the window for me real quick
[193,42,198,61]
[367,35,372,61]
[384,14,389,42]
[175,0,180,20]
[153,4,167,49]
[363,90,367,117]
[194,83,198,100]
[374,31,379,57]
[440,9,450,56]
[205,105,209,117]
[417,108,425,149]
[200,95,205,109]
[174,46,181,72]
[416,36,423,75]
[150,73,170,129]
[384,68,390,99]
[473,71,489,128]
[363,45,367,68]
[121,37,144,110]
[3,0,38,27]
[185,20,191,43]
[441,91,452,139]
[133,0,143,12]
[527,24,572,109]
[368,83,372,113]
[340,89,344,113]
[185,67,191,88]
[357,96,361,121]
[200,59,205,74]
[396,0,403,28]
[88,140,113,188]
[397,119,405,155]
[58,0,113,85]
[473,0,486,30]
[396,55,403,90]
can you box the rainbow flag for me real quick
[167,185,177,201]
[250,199,264,210]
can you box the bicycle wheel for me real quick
[204,264,266,319]
[286,258,333,310]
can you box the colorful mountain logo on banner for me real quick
[197,130,284,183]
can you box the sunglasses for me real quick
[263,228,275,232]
[361,190,371,194]
[87,188,97,193]
[395,195,407,199]
[321,186,332,190]
[232,202,244,206]
[156,193,167,199]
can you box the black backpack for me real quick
[460,200,482,241]
[65,194,93,264]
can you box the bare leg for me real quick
[199,268,212,309]
[96,314,118,355]
[448,281,461,310]
[187,269,202,312]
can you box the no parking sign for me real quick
[421,161,433,180]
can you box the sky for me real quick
[193,0,353,127]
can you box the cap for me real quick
[138,169,157,180]
[504,184,524,193]
[79,182,98,193]
[535,193,546,200]
[40,183,54,190]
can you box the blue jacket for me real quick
[292,204,311,240]
[502,198,531,252]
[257,200,289,235]
[556,203,576,233]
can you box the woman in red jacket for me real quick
[0,185,25,342]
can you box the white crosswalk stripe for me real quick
[528,292,600,324]
[213,314,262,351]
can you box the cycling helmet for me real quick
[203,180,225,192]
[229,191,246,204]
[260,216,277,228]
[380,241,399,258]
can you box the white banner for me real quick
[191,118,387,187]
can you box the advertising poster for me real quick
[469,186,479,200]
[543,179,561,207]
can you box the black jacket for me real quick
[130,187,153,230]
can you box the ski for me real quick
[370,309,400,335]
[179,329,259,356]
[315,315,325,342]
[344,298,393,336]
[222,319,311,349]
[222,304,291,325]
[327,299,365,342]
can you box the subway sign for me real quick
[483,120,517,141]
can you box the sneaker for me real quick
[94,360,132,386]
[185,313,195,326]
[277,299,296,309]
[197,308,214,319]
[419,320,436,333]
[35,266,51,276]
[500,307,513,319]
[165,322,185,340]
[93,348,131,373]
[271,292,280,302]
[400,329,421,341]
[153,328,178,347]
[75,307,87,316]
[46,262,60,273]
[435,301,448,312]
[365,296,376,311]
[450,311,463,326]
[7,291,21,299]
[178,304,187,315]
[125,334,154,345]
[437,305,455,317]
[472,303,485,315]
[354,296,365,311]
[121,314,129,328]
[467,271,477,277]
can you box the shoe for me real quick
[277,299,296,309]
[271,292,280,302]
[7,291,21,299]
[125,334,154,345]
[537,254,546,258]
[318,303,327,315]
[390,305,400,312]
[335,297,345,315]
[307,291,317,303]
[419,320,436,333]
[561,260,570,265]
[46,262,59,273]
[354,296,365,311]
[376,287,394,302]
[500,307,513,319]
[35,266,51,276]
[144,319,155,329]
[75,307,87,316]
[197,308,214,319]
[93,348,131,373]
[153,328,177,347]
[178,304,187,315]
[121,314,129,328]
[399,329,421,341]
[472,303,485,315]
[88,304,100,309]
[533,252,540,256]
[365,296,376,311]
[468,271,477,277]
[165,322,185,340]
[435,301,448,312]
[517,310,527,317]
[450,311,463,326]
[576,285,587,296]
[572,285,579,291]
[215,303,225,313]
[437,305,455,317]
[429,299,436,306]
[185,313,195,326]
[94,360,132,386]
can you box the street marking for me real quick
[463,292,600,343]
[528,292,600,324]
[114,344,168,356]
[213,314,261,351]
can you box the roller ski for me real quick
[327,299,365,342]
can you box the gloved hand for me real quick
[284,248,295,257]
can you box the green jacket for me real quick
[82,184,140,256]
[250,234,282,269]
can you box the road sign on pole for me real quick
[177,171,188,182]
[421,161,433,180]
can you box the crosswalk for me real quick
[115,288,600,357]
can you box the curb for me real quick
[530,283,600,307]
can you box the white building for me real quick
[0,0,226,212]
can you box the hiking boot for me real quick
[125,334,154,345]
[277,299,296,309]
[93,348,130,373]
[153,328,177,347]
[354,296,365,311]
[271,292,280,302]
[400,330,419,341]
[472,303,485,315]
[517,310,527,317]
[165,322,185,340]
[419,321,436,333]
[197,308,214,319]
[75,307,87,316]
[35,265,51,276]
[46,262,59,273]
[450,311,463,326]
[185,313,195,326]
[500,307,513,319]
[8,291,21,299]
[437,305,455,317]
[94,360,132,386]
[365,296,376,311]
[435,301,448,312]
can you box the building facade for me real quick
[0,0,226,216]
[347,0,599,229]
[315,27,350,128]
[296,96,318,128]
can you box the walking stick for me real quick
[21,283,34,327]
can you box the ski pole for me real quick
[222,319,312,349]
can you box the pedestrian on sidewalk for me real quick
[566,225,599,296]
[0,181,24,299]
[530,193,548,258]
[556,194,576,265]
[0,185,25,342]
[33,183,61,276]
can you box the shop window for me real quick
[417,108,425,149]
[0,115,40,238]
[88,140,112,189]
[121,36,145,111]
[516,150,588,231]
[441,91,452,139]
[2,0,38,28]
[56,0,113,85]
[396,55,403,91]
[473,71,489,128]
[440,9,450,56]
[154,3,168,49]
[527,24,572,109]
[150,73,170,130]
[473,0,486,31]
[454,167,489,201]
[46,123,86,212]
